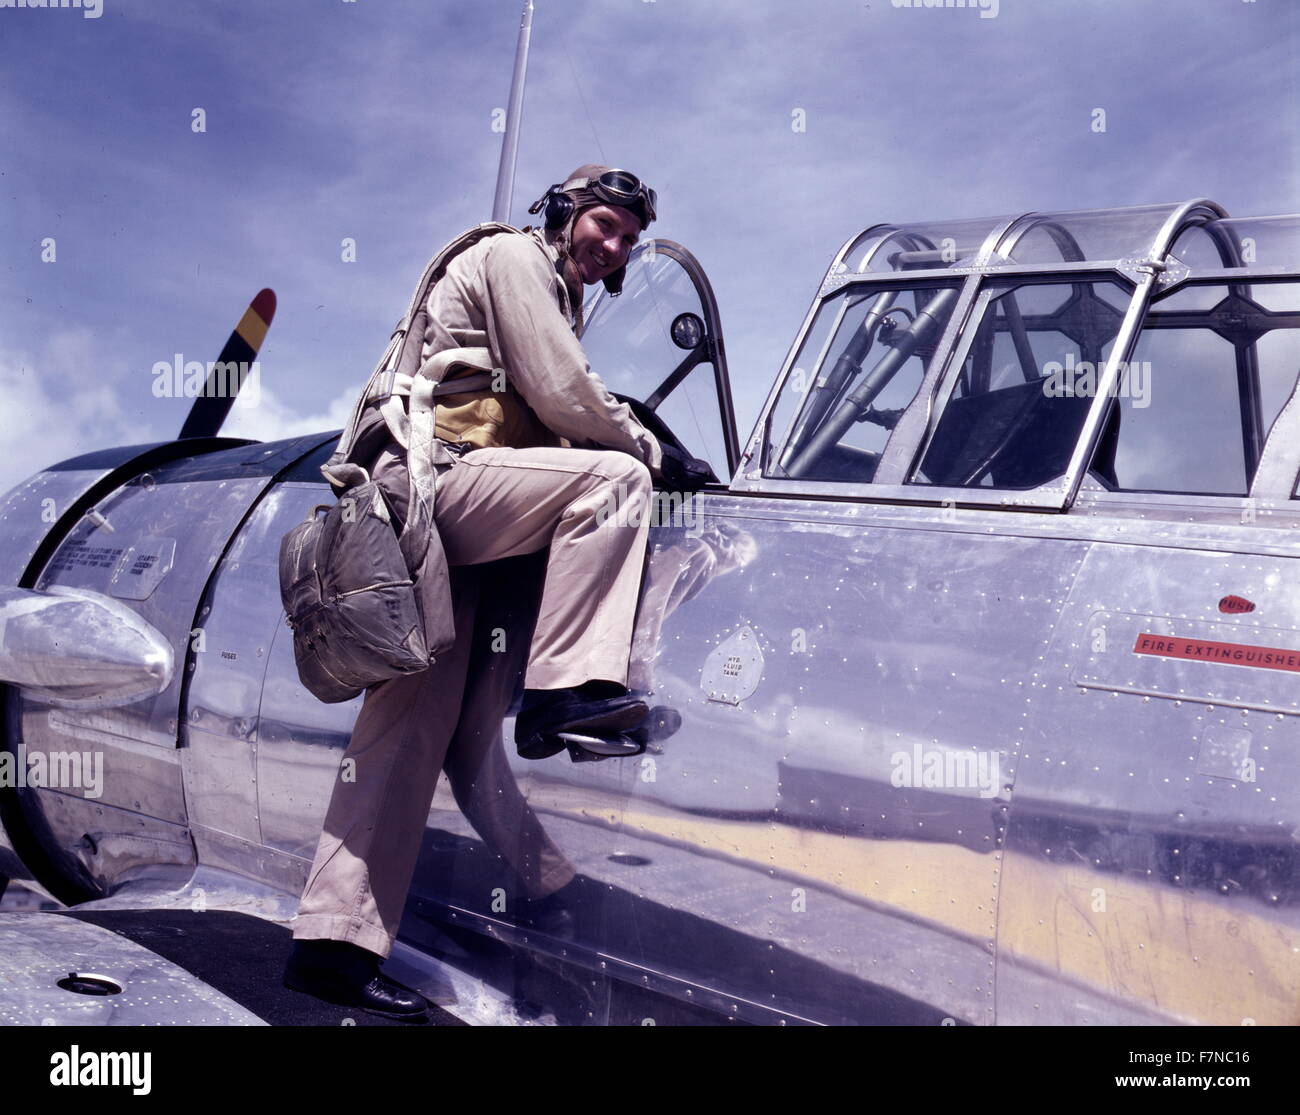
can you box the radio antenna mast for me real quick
[492,0,534,223]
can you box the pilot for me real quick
[283,165,709,1021]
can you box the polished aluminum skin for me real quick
[0,912,266,1026]
[0,587,172,707]
[2,202,1298,1025]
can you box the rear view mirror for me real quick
[671,312,705,351]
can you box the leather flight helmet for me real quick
[527,163,657,296]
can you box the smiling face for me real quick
[568,203,642,285]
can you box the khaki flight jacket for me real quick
[422,227,665,475]
[318,223,666,667]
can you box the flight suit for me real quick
[291,225,663,958]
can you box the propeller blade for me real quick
[177,288,277,439]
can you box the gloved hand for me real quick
[657,441,712,493]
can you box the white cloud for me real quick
[0,331,154,498]
[220,364,355,444]
[0,336,354,501]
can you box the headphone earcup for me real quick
[543,191,574,231]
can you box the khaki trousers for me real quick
[291,446,653,957]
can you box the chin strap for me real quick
[542,221,586,335]
[557,254,585,335]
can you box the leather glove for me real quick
[657,441,712,493]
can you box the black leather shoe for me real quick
[559,703,684,762]
[515,681,648,760]
[283,939,430,1022]
[627,705,682,748]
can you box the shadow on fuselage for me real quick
[399,828,966,1026]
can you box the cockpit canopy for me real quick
[744,200,1300,511]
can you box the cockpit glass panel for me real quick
[581,251,702,397]
[1172,215,1300,273]
[655,362,728,482]
[909,279,1132,490]
[842,217,1009,272]
[1086,281,1300,497]
[578,245,732,478]
[993,205,1181,266]
[765,282,963,482]
[1168,223,1238,270]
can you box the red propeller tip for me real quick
[251,288,277,324]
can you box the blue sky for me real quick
[0,0,1296,494]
